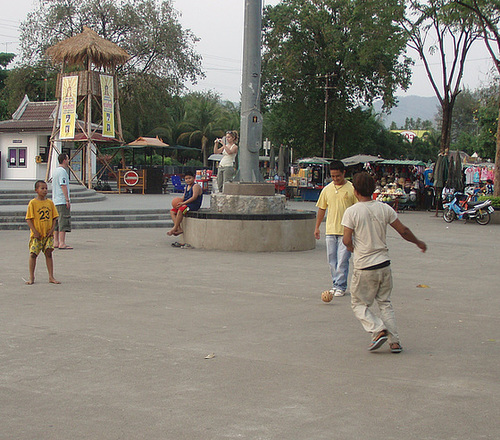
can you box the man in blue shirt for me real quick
[52,153,73,249]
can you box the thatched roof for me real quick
[46,26,130,68]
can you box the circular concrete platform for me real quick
[183,209,316,252]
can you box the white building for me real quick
[0,95,94,182]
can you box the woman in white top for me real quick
[214,130,238,192]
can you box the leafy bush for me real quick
[478,196,500,208]
[185,159,203,167]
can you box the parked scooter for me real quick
[443,192,494,225]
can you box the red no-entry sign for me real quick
[123,170,139,186]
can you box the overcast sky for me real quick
[1,0,497,102]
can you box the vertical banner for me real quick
[60,76,78,139]
[100,74,115,138]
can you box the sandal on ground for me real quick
[368,330,388,351]
[390,342,403,353]
[171,242,183,247]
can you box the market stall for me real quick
[341,155,427,209]
[288,157,331,201]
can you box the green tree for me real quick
[19,0,202,88]
[472,85,498,160]
[3,62,58,114]
[404,117,416,130]
[178,92,226,166]
[451,0,500,195]
[409,129,440,161]
[335,108,408,159]
[0,53,16,120]
[153,95,188,146]
[401,0,480,155]
[120,74,176,142]
[261,0,412,158]
[435,88,479,146]
[219,101,241,133]
[14,0,204,158]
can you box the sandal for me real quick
[171,242,183,248]
[368,330,388,351]
[390,342,403,353]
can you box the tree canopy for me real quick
[451,0,500,195]
[401,0,480,154]
[20,0,202,89]
[261,0,412,158]
[0,53,16,120]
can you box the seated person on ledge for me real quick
[167,171,203,236]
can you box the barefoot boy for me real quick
[25,180,60,284]
[167,171,203,237]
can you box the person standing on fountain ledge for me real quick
[167,171,203,237]
[314,160,357,297]
[214,130,238,192]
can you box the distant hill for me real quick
[373,95,440,128]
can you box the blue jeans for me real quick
[325,234,351,291]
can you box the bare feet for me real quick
[25,278,34,285]
[167,228,183,236]
[49,277,61,284]
[173,229,183,236]
[166,230,175,236]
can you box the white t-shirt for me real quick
[52,166,70,205]
[341,200,397,270]
[219,148,237,167]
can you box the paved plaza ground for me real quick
[1,208,499,439]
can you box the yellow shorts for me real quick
[29,236,54,256]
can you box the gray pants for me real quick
[350,266,400,343]
[217,166,235,192]
[56,204,72,232]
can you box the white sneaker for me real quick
[334,289,345,297]
[329,288,336,295]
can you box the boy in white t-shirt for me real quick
[342,172,427,353]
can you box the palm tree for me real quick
[178,92,226,166]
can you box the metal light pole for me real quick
[236,0,264,182]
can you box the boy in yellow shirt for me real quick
[315,160,357,297]
[25,180,60,284]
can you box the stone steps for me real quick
[0,214,173,231]
[0,219,172,230]
[0,186,106,205]
[0,209,172,230]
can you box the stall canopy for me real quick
[341,154,383,167]
[377,159,426,166]
[107,137,199,151]
[127,136,168,148]
[297,157,331,165]
[297,157,331,186]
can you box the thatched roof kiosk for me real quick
[46,26,130,70]
[45,26,130,189]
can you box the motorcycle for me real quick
[443,192,494,225]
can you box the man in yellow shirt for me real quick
[314,160,357,297]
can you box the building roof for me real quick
[0,96,58,133]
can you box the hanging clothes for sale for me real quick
[433,154,448,189]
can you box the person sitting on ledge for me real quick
[167,171,203,237]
